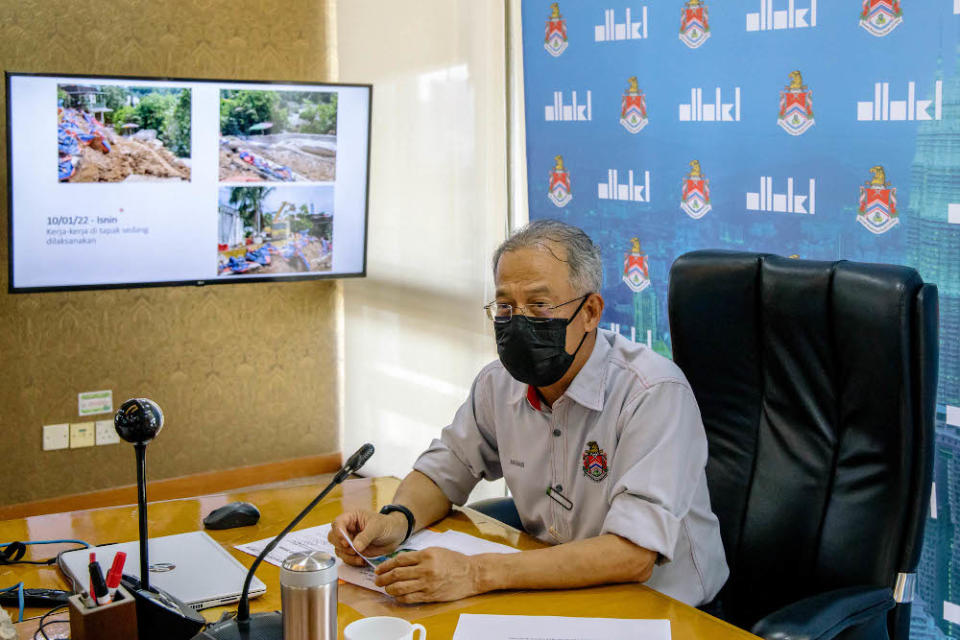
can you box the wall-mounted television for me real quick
[6,72,371,292]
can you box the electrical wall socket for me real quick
[95,420,119,445]
[69,422,96,448]
[42,424,70,451]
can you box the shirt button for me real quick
[555,484,563,492]
[552,429,561,437]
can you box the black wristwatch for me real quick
[380,504,415,543]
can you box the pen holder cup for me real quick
[68,585,139,640]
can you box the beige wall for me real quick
[0,0,340,505]
[338,1,509,501]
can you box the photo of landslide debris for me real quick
[57,84,191,183]
[219,88,337,183]
[217,185,334,277]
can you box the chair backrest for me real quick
[668,251,937,636]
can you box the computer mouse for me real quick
[203,501,261,530]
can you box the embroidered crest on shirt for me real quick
[582,441,608,481]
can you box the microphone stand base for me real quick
[121,580,206,640]
[192,611,283,640]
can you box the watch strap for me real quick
[379,504,415,543]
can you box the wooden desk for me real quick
[2,477,757,639]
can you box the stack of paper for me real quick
[236,523,518,595]
[452,614,671,640]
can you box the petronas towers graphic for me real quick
[907,48,960,640]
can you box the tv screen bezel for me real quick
[5,71,372,294]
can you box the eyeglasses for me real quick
[484,294,589,323]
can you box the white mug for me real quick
[344,616,426,640]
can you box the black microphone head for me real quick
[354,443,375,470]
[344,443,374,475]
[333,443,375,484]
[115,398,164,445]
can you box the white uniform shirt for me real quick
[413,329,729,606]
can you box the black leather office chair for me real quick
[668,251,938,640]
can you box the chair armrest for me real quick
[465,497,524,531]
[750,586,894,640]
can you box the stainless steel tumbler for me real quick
[280,550,338,640]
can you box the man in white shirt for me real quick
[328,219,728,605]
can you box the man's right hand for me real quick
[328,509,409,566]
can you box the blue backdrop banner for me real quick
[521,2,960,638]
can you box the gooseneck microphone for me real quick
[195,443,375,640]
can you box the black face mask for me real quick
[494,296,590,387]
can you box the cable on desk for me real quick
[33,604,69,640]
[0,539,89,625]
[0,582,24,622]
[0,540,90,566]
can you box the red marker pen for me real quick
[105,552,127,601]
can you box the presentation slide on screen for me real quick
[7,74,370,290]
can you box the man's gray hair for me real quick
[492,219,603,294]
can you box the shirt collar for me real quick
[560,330,610,411]
[519,330,610,413]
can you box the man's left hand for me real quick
[374,547,482,604]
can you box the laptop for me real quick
[58,531,266,610]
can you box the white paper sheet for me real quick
[235,524,518,595]
[340,526,378,567]
[452,615,670,640]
